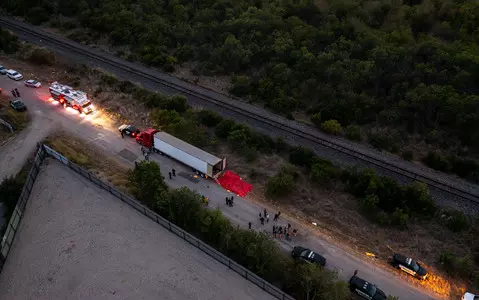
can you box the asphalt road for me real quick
[1,16,478,214]
[0,77,438,299]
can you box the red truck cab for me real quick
[135,128,159,148]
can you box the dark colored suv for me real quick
[349,271,387,300]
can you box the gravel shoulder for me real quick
[0,158,276,300]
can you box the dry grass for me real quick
[43,133,130,192]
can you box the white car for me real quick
[463,292,479,300]
[24,79,41,88]
[6,69,23,81]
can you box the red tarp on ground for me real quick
[217,170,253,197]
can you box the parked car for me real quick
[291,246,326,267]
[6,69,23,81]
[119,124,140,137]
[463,292,479,300]
[0,65,7,75]
[392,254,428,280]
[24,79,41,88]
[10,99,26,112]
[349,271,387,300]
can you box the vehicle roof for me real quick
[11,100,24,105]
[26,79,37,82]
[7,69,18,73]
[350,276,376,295]
[154,131,223,166]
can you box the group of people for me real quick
[272,223,297,241]
[248,209,298,240]
[11,88,20,98]
[259,208,270,225]
[225,196,234,207]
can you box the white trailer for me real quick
[152,131,226,178]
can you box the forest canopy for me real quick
[4,0,479,154]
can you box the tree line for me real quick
[3,0,479,175]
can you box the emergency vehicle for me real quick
[49,82,94,114]
[392,254,428,280]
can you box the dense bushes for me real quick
[0,176,24,221]
[341,167,437,228]
[321,120,342,135]
[129,161,350,300]
[0,28,20,54]
[266,167,297,197]
[439,252,475,281]
[7,0,479,156]
[26,47,57,65]
[423,151,479,183]
[0,164,30,236]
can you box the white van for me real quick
[6,69,23,81]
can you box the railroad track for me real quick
[2,17,479,204]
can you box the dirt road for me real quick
[0,76,437,300]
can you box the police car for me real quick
[291,246,326,267]
[349,271,387,300]
[392,254,428,280]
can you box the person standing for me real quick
[15,88,19,97]
[266,213,269,223]
[273,213,278,221]
[263,208,267,218]
[172,169,176,177]
[272,225,277,238]
[11,90,16,98]
[248,222,252,230]
[226,197,229,206]
[168,172,172,179]
[260,216,265,225]
[230,196,234,207]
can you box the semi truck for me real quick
[49,82,95,114]
[136,129,226,178]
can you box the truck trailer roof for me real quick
[154,131,223,166]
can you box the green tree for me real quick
[345,125,361,141]
[128,161,167,204]
[0,29,20,54]
[310,161,338,184]
[227,124,252,150]
[215,119,236,139]
[266,168,295,197]
[198,110,223,127]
